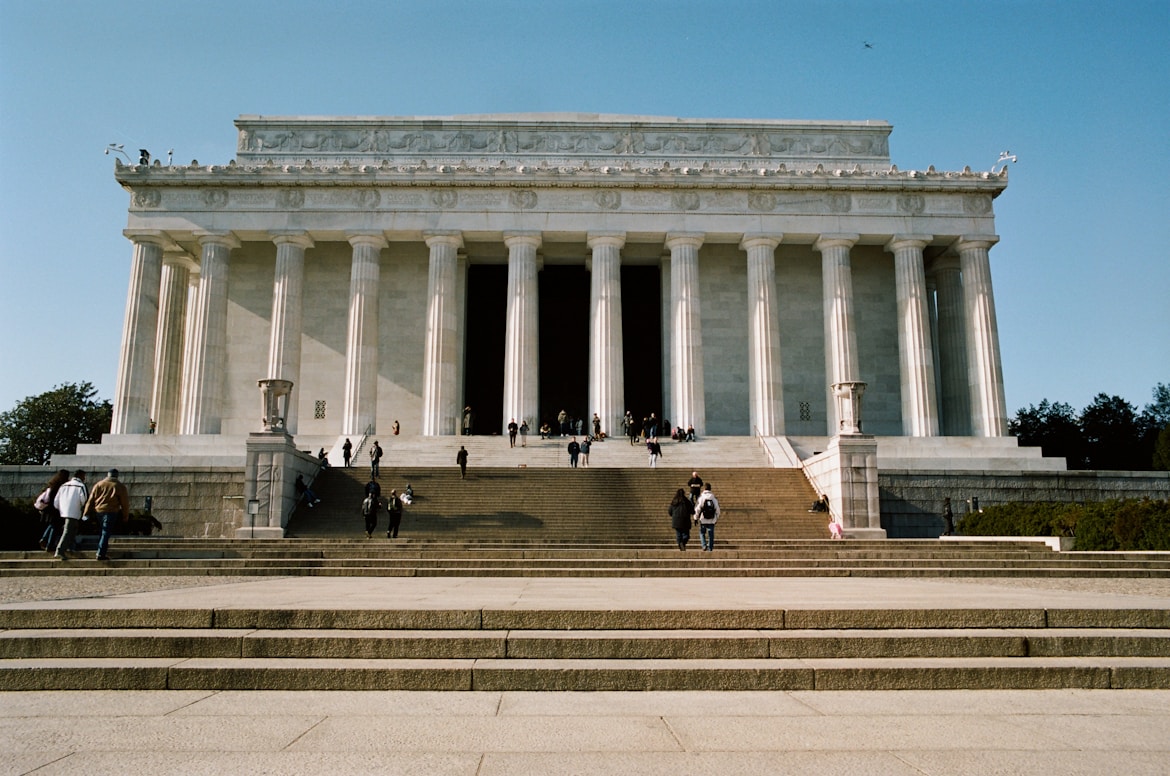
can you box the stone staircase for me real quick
[4,451,1170,692]
[2,600,1168,690]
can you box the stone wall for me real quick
[880,469,1170,538]
[0,466,246,539]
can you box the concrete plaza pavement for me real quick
[2,576,1170,774]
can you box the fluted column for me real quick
[930,256,971,436]
[342,232,386,436]
[421,231,463,436]
[502,232,541,432]
[666,233,706,435]
[587,232,626,439]
[267,231,313,434]
[110,231,166,434]
[887,235,940,437]
[815,233,861,434]
[180,231,239,435]
[741,234,785,436]
[957,235,1008,436]
[151,249,196,435]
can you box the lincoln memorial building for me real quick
[64,114,1065,537]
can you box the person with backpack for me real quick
[694,482,721,552]
[385,489,404,538]
[35,469,70,553]
[361,492,380,539]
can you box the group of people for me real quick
[34,467,131,561]
[360,477,411,539]
[667,471,721,552]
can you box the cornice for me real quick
[115,159,1008,195]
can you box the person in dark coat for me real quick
[669,488,692,551]
[456,446,469,479]
[386,489,404,538]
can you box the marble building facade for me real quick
[106,113,1016,453]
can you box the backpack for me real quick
[700,498,717,520]
[34,487,52,513]
[362,495,376,517]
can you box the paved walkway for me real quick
[2,576,1169,774]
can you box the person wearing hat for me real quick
[84,468,130,561]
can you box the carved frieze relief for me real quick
[276,189,304,209]
[671,192,700,211]
[827,193,852,213]
[508,190,537,209]
[201,189,229,209]
[963,194,993,215]
[430,190,458,208]
[132,189,162,208]
[594,190,621,210]
[748,192,778,212]
[897,194,925,214]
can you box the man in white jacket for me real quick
[693,483,721,552]
[52,470,88,559]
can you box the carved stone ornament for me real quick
[671,191,700,211]
[132,189,162,208]
[355,189,381,208]
[508,190,537,209]
[276,189,305,209]
[430,190,458,208]
[201,189,229,209]
[593,190,621,210]
[963,194,993,215]
[897,194,925,214]
[747,192,778,212]
[827,193,852,213]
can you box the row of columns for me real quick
[110,228,1008,441]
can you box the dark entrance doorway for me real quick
[621,265,662,426]
[462,264,507,434]
[538,265,589,430]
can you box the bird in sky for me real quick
[864,41,874,49]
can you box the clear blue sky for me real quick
[1,0,1167,418]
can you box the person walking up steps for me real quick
[694,483,721,552]
[669,487,692,551]
[456,446,468,479]
[647,437,662,468]
[361,492,379,539]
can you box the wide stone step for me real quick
[4,627,1169,660]
[2,656,1168,691]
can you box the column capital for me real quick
[424,230,464,249]
[503,231,542,249]
[885,234,933,253]
[954,234,999,252]
[271,230,314,250]
[162,249,198,272]
[123,229,175,250]
[586,232,626,250]
[928,254,961,273]
[814,233,859,253]
[739,233,782,251]
[347,231,388,250]
[195,231,241,250]
[665,232,704,250]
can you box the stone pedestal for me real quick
[829,433,884,539]
[239,430,301,539]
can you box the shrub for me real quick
[961,499,1170,551]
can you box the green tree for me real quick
[1141,383,1170,470]
[1080,393,1146,470]
[0,383,112,465]
[1010,399,1085,467]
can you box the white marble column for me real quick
[267,231,313,434]
[741,234,785,436]
[587,232,626,439]
[666,233,706,435]
[502,232,541,433]
[957,235,1008,437]
[180,231,239,435]
[342,232,386,436]
[887,234,940,437]
[659,255,672,425]
[421,231,463,436]
[815,233,861,434]
[930,256,971,436]
[110,231,166,434]
[150,249,196,435]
